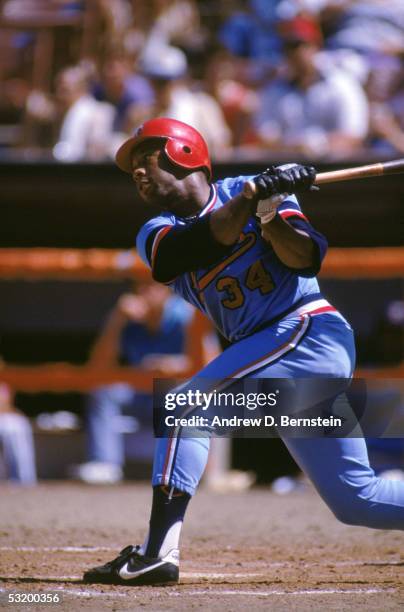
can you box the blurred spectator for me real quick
[24,63,117,160]
[323,0,404,58]
[254,16,369,159]
[92,55,154,133]
[118,0,203,69]
[276,0,404,57]
[191,44,259,149]
[367,300,404,366]
[0,77,30,147]
[70,279,194,484]
[52,64,116,161]
[366,56,404,156]
[97,0,133,54]
[0,382,37,485]
[219,0,285,76]
[141,0,203,54]
[130,45,232,158]
[2,0,84,19]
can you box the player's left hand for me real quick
[274,164,317,193]
[253,164,317,199]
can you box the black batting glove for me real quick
[277,164,317,193]
[253,164,317,199]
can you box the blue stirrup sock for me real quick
[141,485,191,558]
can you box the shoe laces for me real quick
[106,544,138,569]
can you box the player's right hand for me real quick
[253,164,317,199]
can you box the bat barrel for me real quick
[382,158,404,174]
[315,158,404,185]
[315,162,384,185]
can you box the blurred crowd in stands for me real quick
[0,0,403,163]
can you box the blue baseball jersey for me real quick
[136,175,327,343]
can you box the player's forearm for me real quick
[209,193,256,245]
[261,215,316,269]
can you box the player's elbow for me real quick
[294,240,324,277]
[293,260,321,278]
[284,252,321,277]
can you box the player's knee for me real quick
[328,485,375,526]
[331,503,362,526]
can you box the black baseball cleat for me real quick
[83,545,179,586]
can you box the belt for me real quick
[249,296,340,339]
[291,298,337,318]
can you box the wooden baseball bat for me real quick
[244,158,404,197]
[314,158,404,185]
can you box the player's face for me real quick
[131,139,193,214]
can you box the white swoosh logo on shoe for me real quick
[118,560,166,580]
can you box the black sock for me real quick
[145,486,191,558]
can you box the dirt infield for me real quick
[0,482,403,611]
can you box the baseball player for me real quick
[84,118,404,586]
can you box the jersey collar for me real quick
[199,184,217,217]
[178,185,217,222]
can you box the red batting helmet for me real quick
[115,117,212,179]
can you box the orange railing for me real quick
[0,246,403,279]
[0,247,402,391]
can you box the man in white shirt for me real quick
[53,65,116,162]
[254,16,369,159]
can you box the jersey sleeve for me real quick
[277,194,309,223]
[137,213,233,283]
[136,216,176,269]
[276,195,327,276]
[215,174,253,200]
